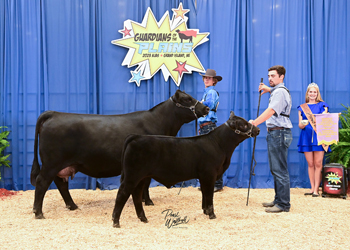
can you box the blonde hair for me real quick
[305,83,324,103]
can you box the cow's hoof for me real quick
[113,222,120,228]
[66,204,78,210]
[203,209,209,215]
[35,214,45,219]
[209,214,216,219]
[144,200,154,206]
[139,217,148,223]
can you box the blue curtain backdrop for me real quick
[1,0,349,191]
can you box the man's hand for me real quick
[249,108,275,127]
[259,83,271,95]
[249,120,256,126]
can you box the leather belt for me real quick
[200,121,214,129]
[268,126,285,132]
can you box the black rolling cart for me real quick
[322,163,348,199]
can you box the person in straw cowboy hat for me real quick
[197,69,224,192]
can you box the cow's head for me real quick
[171,90,209,119]
[225,111,260,138]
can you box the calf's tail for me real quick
[120,134,138,183]
[30,111,54,186]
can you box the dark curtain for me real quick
[1,0,349,190]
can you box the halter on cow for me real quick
[112,111,260,228]
[31,90,209,219]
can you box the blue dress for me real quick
[297,102,331,153]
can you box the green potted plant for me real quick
[326,105,350,194]
[327,105,350,167]
[0,126,11,180]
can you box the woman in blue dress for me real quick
[297,83,330,197]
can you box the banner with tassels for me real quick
[315,113,339,146]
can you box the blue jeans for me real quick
[199,123,223,189]
[266,128,293,211]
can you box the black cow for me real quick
[31,90,209,219]
[176,29,196,43]
[112,111,260,228]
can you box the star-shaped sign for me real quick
[112,4,209,87]
[129,70,145,87]
[173,61,189,77]
[172,3,190,19]
[326,173,342,184]
[119,26,132,37]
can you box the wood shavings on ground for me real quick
[1,187,349,249]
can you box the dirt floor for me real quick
[1,186,350,249]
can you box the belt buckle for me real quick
[200,122,212,129]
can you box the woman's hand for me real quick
[299,120,308,129]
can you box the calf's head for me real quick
[225,111,260,138]
[171,90,209,120]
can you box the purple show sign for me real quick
[315,113,339,146]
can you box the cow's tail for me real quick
[120,134,138,184]
[30,111,55,186]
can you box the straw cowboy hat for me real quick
[200,69,223,82]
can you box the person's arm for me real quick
[259,83,271,95]
[298,110,307,129]
[202,90,217,110]
[249,108,275,126]
[321,107,342,117]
